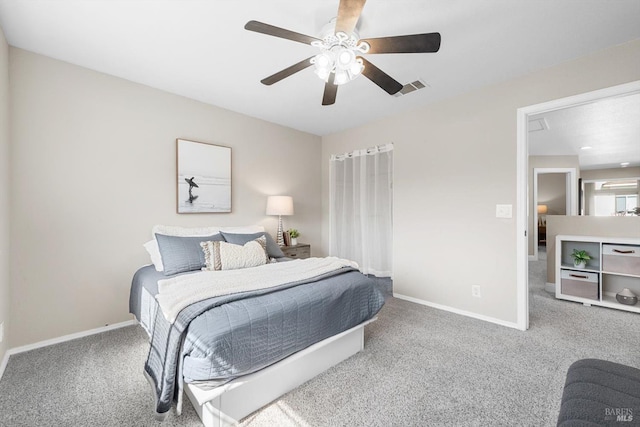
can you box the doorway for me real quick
[515,80,640,331]
[531,168,577,262]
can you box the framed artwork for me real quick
[176,138,231,213]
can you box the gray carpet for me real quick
[1,263,638,426]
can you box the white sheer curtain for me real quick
[329,143,393,277]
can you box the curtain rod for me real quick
[330,143,393,161]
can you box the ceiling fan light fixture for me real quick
[310,26,369,86]
[350,58,364,76]
[311,51,335,81]
[245,1,441,105]
[336,48,355,69]
[314,67,331,81]
[357,40,370,54]
[335,31,350,43]
[334,69,350,85]
[316,51,333,68]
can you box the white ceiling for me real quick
[529,93,640,170]
[0,0,639,137]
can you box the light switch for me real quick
[496,204,512,218]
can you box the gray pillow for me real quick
[155,233,224,276]
[220,232,285,258]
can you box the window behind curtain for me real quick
[329,144,393,277]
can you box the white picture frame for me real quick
[177,139,231,213]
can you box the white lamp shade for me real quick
[266,196,294,216]
[537,204,548,215]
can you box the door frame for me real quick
[516,80,640,331]
[531,167,577,261]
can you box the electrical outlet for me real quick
[472,285,481,298]
[0,322,3,343]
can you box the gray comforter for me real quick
[132,264,385,417]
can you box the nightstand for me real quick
[539,225,546,245]
[281,243,311,259]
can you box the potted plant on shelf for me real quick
[571,249,591,269]
[288,229,300,246]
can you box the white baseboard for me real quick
[393,293,522,330]
[0,319,137,381]
[0,348,10,383]
[545,282,556,294]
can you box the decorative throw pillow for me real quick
[155,233,224,276]
[220,231,285,258]
[201,236,268,271]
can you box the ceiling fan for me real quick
[244,0,441,106]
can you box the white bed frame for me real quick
[184,318,376,427]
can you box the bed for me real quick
[129,225,385,426]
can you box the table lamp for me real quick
[537,204,548,226]
[266,196,294,246]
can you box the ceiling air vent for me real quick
[394,79,430,97]
[528,118,549,132]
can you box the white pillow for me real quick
[143,240,164,272]
[201,236,268,271]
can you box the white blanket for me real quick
[156,257,358,323]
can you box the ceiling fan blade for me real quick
[359,57,403,95]
[322,73,338,106]
[244,20,320,45]
[261,57,315,86]
[362,33,441,54]
[335,0,367,35]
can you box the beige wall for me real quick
[546,215,640,284]
[0,27,10,362]
[322,40,640,325]
[538,174,567,215]
[9,48,322,347]
[581,166,640,181]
